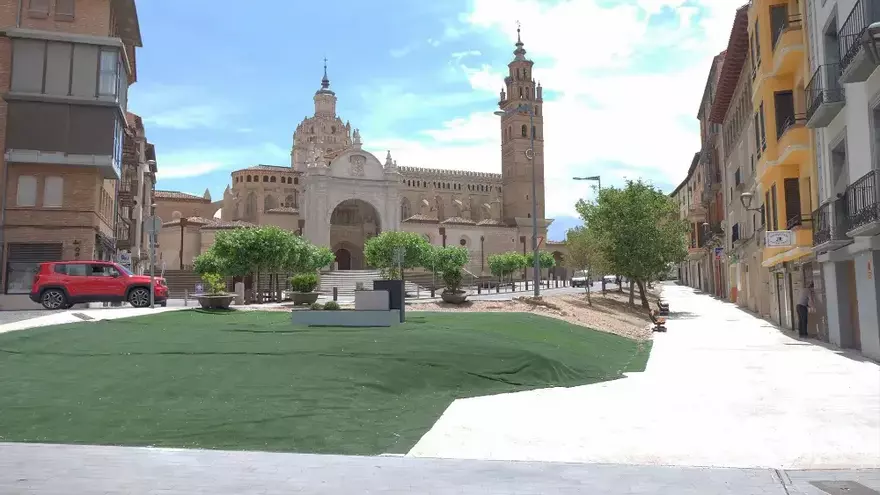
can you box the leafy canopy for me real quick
[363,231,431,279]
[526,250,557,269]
[575,179,688,284]
[487,251,527,277]
[423,245,470,292]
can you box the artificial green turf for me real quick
[0,311,651,455]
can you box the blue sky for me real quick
[130,0,744,240]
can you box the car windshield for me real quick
[117,265,133,276]
[573,271,587,278]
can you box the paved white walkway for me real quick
[0,306,184,335]
[408,284,880,469]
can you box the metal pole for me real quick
[529,106,539,297]
[149,232,155,309]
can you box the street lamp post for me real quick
[495,103,540,297]
[573,175,601,192]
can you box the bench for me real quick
[656,299,669,316]
[649,309,667,332]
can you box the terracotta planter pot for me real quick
[197,294,234,310]
[292,292,320,306]
[440,290,468,304]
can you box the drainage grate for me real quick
[71,313,95,321]
[810,481,880,495]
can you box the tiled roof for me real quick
[201,220,256,230]
[476,219,507,227]
[162,216,215,227]
[266,207,299,214]
[440,216,476,225]
[237,165,297,172]
[154,190,210,202]
[403,214,439,223]
[708,5,749,124]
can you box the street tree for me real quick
[565,226,608,304]
[576,179,688,308]
[363,231,431,279]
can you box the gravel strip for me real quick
[409,289,657,341]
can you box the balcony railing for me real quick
[812,196,851,245]
[777,113,806,140]
[805,63,845,124]
[786,214,811,230]
[773,14,803,50]
[846,169,880,231]
[839,0,880,76]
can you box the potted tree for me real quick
[287,239,335,306]
[192,250,235,309]
[364,231,431,308]
[426,245,470,304]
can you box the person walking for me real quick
[796,283,814,338]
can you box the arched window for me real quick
[262,176,269,182]
[400,197,412,219]
[270,176,277,183]
[521,125,527,137]
[519,87,523,98]
[246,175,252,182]
[284,194,295,208]
[245,191,257,218]
[294,177,299,185]
[264,195,278,211]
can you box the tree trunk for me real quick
[637,279,650,309]
[628,280,635,305]
[586,280,592,305]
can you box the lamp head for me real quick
[740,192,754,208]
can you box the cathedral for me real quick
[155,30,560,274]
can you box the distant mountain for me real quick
[547,215,582,242]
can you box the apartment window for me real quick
[770,184,779,231]
[758,102,766,150]
[55,0,75,20]
[16,176,37,207]
[43,176,63,207]
[98,49,120,98]
[754,113,762,157]
[521,125,527,137]
[27,0,49,18]
[774,90,795,139]
[784,178,802,227]
[10,39,45,93]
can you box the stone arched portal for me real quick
[329,200,380,270]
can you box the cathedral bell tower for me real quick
[499,26,544,225]
[314,58,337,117]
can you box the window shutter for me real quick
[16,176,37,207]
[27,0,49,18]
[43,176,63,207]
[783,178,801,226]
[54,0,74,19]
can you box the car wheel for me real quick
[41,289,67,310]
[128,288,151,308]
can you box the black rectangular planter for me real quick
[374,279,405,322]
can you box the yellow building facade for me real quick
[749,0,818,328]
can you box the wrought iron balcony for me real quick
[812,196,852,250]
[839,0,880,83]
[777,113,807,140]
[785,214,811,230]
[806,64,845,128]
[773,14,803,51]
[846,169,880,236]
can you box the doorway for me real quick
[334,248,352,271]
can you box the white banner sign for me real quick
[765,230,794,247]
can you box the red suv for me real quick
[30,261,168,310]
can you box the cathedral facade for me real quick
[155,32,561,274]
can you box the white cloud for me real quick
[155,143,288,180]
[365,0,744,217]
[144,105,233,130]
